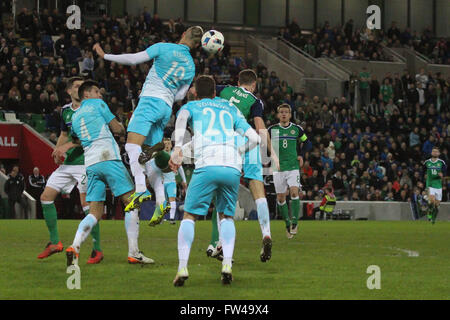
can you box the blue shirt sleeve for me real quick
[250,99,264,118]
[145,43,162,60]
[98,101,116,124]
[216,85,227,96]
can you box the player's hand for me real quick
[52,145,69,160]
[182,182,187,195]
[53,154,62,165]
[93,43,105,58]
[169,147,183,172]
[438,172,443,178]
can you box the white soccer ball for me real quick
[201,30,224,54]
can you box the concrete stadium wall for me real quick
[246,37,305,93]
[305,200,450,221]
[334,59,407,80]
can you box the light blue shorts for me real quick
[184,166,241,217]
[127,96,172,147]
[164,182,177,199]
[86,160,134,202]
[243,144,263,182]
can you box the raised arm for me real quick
[93,43,150,66]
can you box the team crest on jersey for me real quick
[290,130,295,134]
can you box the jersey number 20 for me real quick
[203,108,234,136]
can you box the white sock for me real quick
[255,197,271,238]
[125,209,139,256]
[178,219,195,271]
[72,214,98,252]
[220,218,236,267]
[125,143,147,193]
[169,201,176,219]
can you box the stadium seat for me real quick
[4,113,21,123]
[34,119,47,133]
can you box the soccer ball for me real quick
[201,30,224,54]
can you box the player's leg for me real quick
[287,169,301,234]
[431,188,442,224]
[38,166,75,258]
[66,201,103,266]
[215,166,241,284]
[165,181,177,223]
[427,190,436,222]
[145,161,170,227]
[246,145,272,239]
[104,161,154,264]
[76,169,103,264]
[274,171,291,237]
[174,168,216,287]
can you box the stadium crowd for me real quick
[280,19,449,64]
[0,7,448,218]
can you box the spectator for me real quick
[27,167,46,219]
[4,165,25,219]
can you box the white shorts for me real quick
[46,165,87,194]
[428,187,442,201]
[273,170,300,194]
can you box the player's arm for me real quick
[174,84,191,102]
[251,99,280,170]
[93,43,153,65]
[234,111,261,154]
[178,166,188,193]
[296,125,308,167]
[170,107,191,172]
[52,136,81,159]
[109,118,125,136]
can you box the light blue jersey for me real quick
[141,43,195,107]
[72,98,134,201]
[72,99,121,167]
[178,97,251,171]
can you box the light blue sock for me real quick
[72,214,98,252]
[178,219,195,270]
[255,198,271,238]
[220,218,236,266]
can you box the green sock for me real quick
[42,203,59,244]
[277,202,290,228]
[210,208,219,247]
[85,208,101,252]
[291,198,300,225]
[432,206,438,222]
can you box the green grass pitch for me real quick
[0,219,448,300]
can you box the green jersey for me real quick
[60,103,84,166]
[423,158,446,189]
[268,122,307,172]
[217,85,264,123]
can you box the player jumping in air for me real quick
[37,77,103,264]
[423,146,447,224]
[59,81,153,265]
[93,26,202,215]
[170,76,260,286]
[207,69,279,262]
[268,104,307,238]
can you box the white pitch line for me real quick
[391,247,420,257]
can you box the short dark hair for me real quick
[238,69,257,85]
[432,146,440,151]
[78,80,99,100]
[194,75,215,99]
[66,76,84,90]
